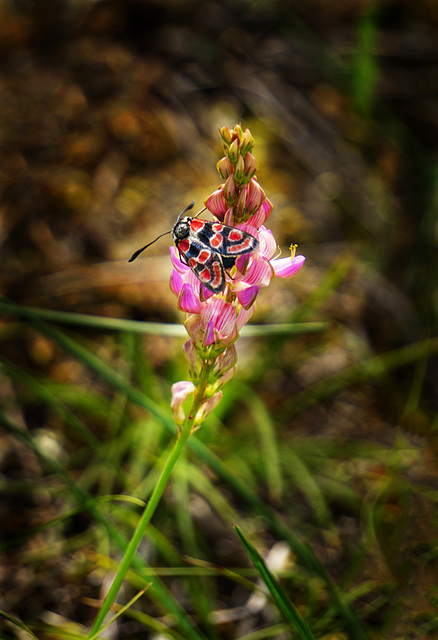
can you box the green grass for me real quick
[1,290,436,639]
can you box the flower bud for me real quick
[216,343,237,373]
[170,381,195,427]
[223,207,234,226]
[219,126,233,146]
[223,174,236,205]
[228,139,240,164]
[233,123,243,140]
[216,366,236,388]
[183,339,199,375]
[194,391,223,427]
[185,314,204,345]
[243,152,257,180]
[217,156,234,180]
[233,155,245,186]
[235,188,247,218]
[240,128,255,156]
[246,179,265,216]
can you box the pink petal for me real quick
[272,255,305,278]
[235,253,251,275]
[170,246,189,273]
[237,305,254,329]
[184,269,202,292]
[201,299,236,337]
[246,179,265,214]
[215,303,236,336]
[200,284,215,302]
[171,380,195,425]
[258,226,277,259]
[171,381,195,409]
[236,222,258,238]
[204,320,215,346]
[223,207,235,226]
[204,188,227,219]
[243,152,257,179]
[170,269,183,295]
[236,285,259,309]
[260,197,274,223]
[242,255,274,287]
[246,207,266,229]
[178,283,203,313]
[223,174,236,203]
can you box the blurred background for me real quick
[0,0,437,638]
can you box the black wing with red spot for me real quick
[189,220,258,256]
[190,251,226,293]
[173,217,258,293]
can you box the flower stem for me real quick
[88,408,196,637]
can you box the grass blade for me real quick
[0,610,40,639]
[0,299,328,337]
[234,525,316,640]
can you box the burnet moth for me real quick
[129,201,259,293]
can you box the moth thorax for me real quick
[172,218,190,241]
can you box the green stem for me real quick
[88,362,214,638]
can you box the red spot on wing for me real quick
[228,236,255,253]
[198,249,210,263]
[212,223,224,233]
[210,233,223,248]
[229,229,243,241]
[190,219,205,232]
[178,239,190,254]
[195,256,225,292]
[211,263,222,287]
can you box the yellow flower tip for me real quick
[289,243,298,258]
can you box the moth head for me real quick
[172,217,191,241]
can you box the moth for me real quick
[129,202,259,293]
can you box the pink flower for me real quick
[272,253,306,278]
[167,124,305,430]
[201,298,237,346]
[184,298,238,349]
[204,189,228,221]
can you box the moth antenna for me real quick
[176,200,195,222]
[129,200,195,262]
[128,230,172,262]
[194,206,207,220]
